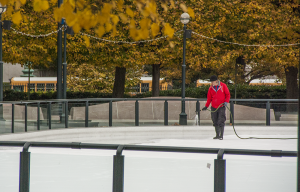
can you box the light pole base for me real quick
[0,104,4,121]
[179,112,187,125]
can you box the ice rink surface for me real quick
[0,126,297,192]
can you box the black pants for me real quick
[211,106,226,137]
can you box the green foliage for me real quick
[135,84,287,99]
[3,85,286,101]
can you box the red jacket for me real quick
[205,82,230,108]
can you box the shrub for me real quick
[3,85,287,101]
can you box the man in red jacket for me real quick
[202,75,230,140]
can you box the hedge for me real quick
[3,84,287,101]
[138,84,287,99]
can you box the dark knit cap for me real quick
[209,75,218,82]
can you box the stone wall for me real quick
[3,104,44,120]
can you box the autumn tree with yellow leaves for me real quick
[1,0,194,97]
[187,0,300,101]
[2,0,300,101]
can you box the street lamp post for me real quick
[179,13,190,125]
[0,4,6,121]
[63,20,67,100]
[57,0,63,99]
[0,4,6,102]
[62,20,74,100]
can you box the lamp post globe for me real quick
[180,13,190,25]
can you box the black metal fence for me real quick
[0,98,298,133]
[0,141,296,192]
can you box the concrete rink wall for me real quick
[0,126,296,144]
[70,99,275,121]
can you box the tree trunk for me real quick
[112,67,126,98]
[285,66,298,112]
[152,64,160,97]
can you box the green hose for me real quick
[204,103,297,140]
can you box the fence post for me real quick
[19,142,31,192]
[25,103,27,132]
[214,149,226,192]
[135,100,139,126]
[164,100,168,126]
[48,102,51,129]
[266,101,270,126]
[85,101,89,127]
[196,100,200,125]
[230,101,234,125]
[65,101,68,128]
[113,145,125,192]
[109,100,113,127]
[12,104,14,133]
[37,102,40,131]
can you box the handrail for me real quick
[0,98,298,134]
[0,141,297,157]
[0,98,298,104]
[0,141,297,192]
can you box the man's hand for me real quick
[224,102,228,106]
[202,106,208,111]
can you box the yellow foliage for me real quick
[33,0,48,12]
[118,13,128,23]
[65,13,77,27]
[15,1,21,9]
[161,3,168,12]
[129,19,136,28]
[112,25,117,37]
[140,18,151,29]
[117,0,124,11]
[72,23,81,33]
[151,23,159,37]
[170,0,175,8]
[7,0,182,45]
[76,0,84,8]
[129,28,138,40]
[180,3,188,12]
[96,25,105,37]
[111,14,119,25]
[68,0,75,7]
[169,41,175,48]
[12,11,22,25]
[98,14,108,25]
[187,7,194,18]
[126,7,134,17]
[147,1,157,14]
[163,23,174,38]
[40,0,49,11]
[83,36,90,47]
[33,0,42,12]
[105,22,112,32]
[53,8,62,22]
[102,3,112,15]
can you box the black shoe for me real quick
[213,136,219,139]
[219,137,223,140]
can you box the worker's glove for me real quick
[224,102,228,106]
[202,106,208,111]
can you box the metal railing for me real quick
[0,98,298,133]
[0,141,296,192]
